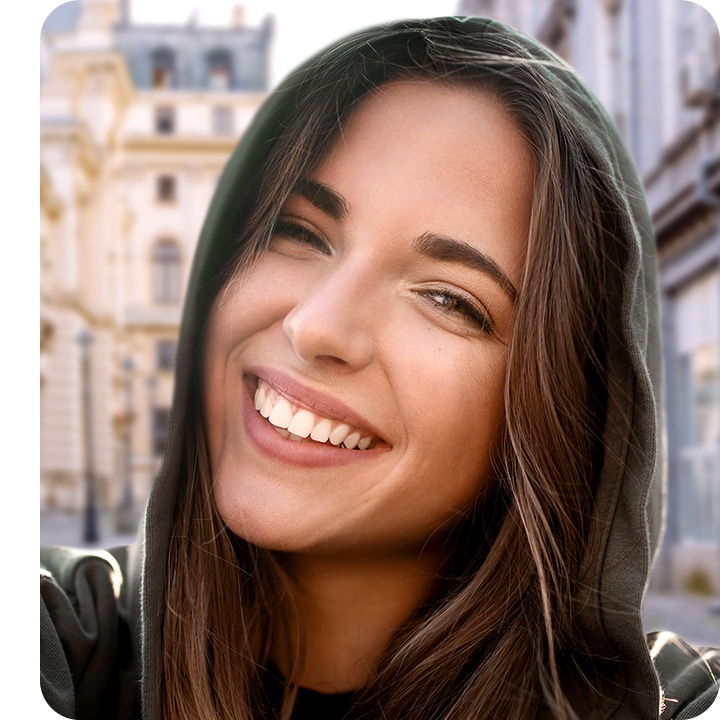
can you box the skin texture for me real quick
[203,80,533,689]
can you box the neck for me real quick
[275,548,442,693]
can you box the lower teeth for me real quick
[272,424,362,449]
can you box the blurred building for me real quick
[459,0,720,593]
[40,0,272,522]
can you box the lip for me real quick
[247,367,387,440]
[242,366,390,468]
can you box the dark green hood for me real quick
[139,15,664,719]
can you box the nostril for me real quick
[315,355,351,366]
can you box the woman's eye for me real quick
[422,288,494,336]
[271,219,330,255]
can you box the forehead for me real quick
[319,79,533,208]
[310,80,533,288]
[335,79,529,160]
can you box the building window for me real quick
[151,47,175,88]
[674,270,720,543]
[152,407,170,457]
[207,48,233,90]
[537,1,574,65]
[156,340,176,371]
[547,23,571,64]
[155,106,175,134]
[152,240,181,303]
[213,106,234,136]
[156,174,176,203]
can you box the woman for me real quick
[40,16,719,720]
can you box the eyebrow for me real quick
[413,232,519,302]
[294,179,349,221]
[291,179,518,302]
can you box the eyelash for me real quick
[271,219,330,255]
[420,288,494,336]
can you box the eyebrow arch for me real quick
[289,181,518,301]
[293,179,349,221]
[413,232,519,302]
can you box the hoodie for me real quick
[40,16,720,720]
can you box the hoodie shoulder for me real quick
[648,631,720,719]
[40,545,141,720]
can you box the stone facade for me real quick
[458,0,720,593]
[40,0,271,520]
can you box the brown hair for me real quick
[161,18,629,719]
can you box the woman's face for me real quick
[203,81,533,556]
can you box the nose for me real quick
[282,268,375,370]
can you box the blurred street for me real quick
[643,591,720,649]
[41,509,139,551]
[40,509,720,650]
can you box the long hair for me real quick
[161,18,629,719]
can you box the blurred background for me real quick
[39,0,720,647]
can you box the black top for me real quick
[290,686,356,720]
[263,664,358,720]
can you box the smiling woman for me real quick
[40,16,720,720]
[204,81,529,559]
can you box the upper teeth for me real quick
[254,379,375,450]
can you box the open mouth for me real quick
[253,377,380,450]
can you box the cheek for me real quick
[385,323,508,504]
[202,362,228,467]
[213,249,313,331]
[380,363,507,546]
[424,349,507,481]
[201,297,256,468]
[201,259,299,406]
[392,327,508,445]
[213,273,284,338]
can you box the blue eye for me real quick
[422,288,494,335]
[271,219,330,255]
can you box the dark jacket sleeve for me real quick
[40,546,140,720]
[649,631,720,719]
